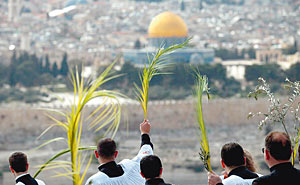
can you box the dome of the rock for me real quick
[148,11,188,38]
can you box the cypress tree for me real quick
[52,62,59,77]
[44,55,51,73]
[60,53,69,76]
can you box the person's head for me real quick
[140,155,163,180]
[264,131,292,167]
[95,138,118,164]
[221,142,245,170]
[244,150,257,172]
[9,152,29,176]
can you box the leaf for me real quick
[32,137,66,151]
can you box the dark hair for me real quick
[140,155,162,179]
[97,138,116,158]
[221,142,245,167]
[9,152,28,173]
[265,131,291,160]
[244,150,257,172]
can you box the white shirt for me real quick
[15,173,46,185]
[85,144,153,185]
[221,175,256,185]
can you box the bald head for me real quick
[265,131,291,161]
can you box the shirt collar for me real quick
[228,166,246,177]
[146,178,165,185]
[15,173,29,181]
[98,161,118,172]
[270,162,292,172]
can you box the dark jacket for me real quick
[252,162,300,185]
[145,178,171,185]
[16,174,38,185]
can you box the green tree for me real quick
[8,51,18,86]
[0,63,8,86]
[60,53,69,76]
[286,62,300,81]
[134,39,142,49]
[14,60,40,87]
[245,64,285,83]
[44,55,51,74]
[52,62,59,77]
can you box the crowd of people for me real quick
[8,120,300,185]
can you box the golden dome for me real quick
[148,11,188,38]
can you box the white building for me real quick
[221,60,260,80]
[8,0,23,22]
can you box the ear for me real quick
[140,172,145,178]
[160,168,163,176]
[114,151,118,158]
[221,159,226,169]
[26,163,29,171]
[265,149,271,160]
[94,150,99,159]
[243,157,246,165]
[9,166,14,174]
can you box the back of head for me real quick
[9,152,28,173]
[140,155,162,179]
[97,138,116,159]
[265,131,291,161]
[221,142,245,167]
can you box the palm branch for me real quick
[135,38,191,120]
[193,71,212,172]
[34,60,124,185]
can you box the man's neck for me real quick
[15,171,28,179]
[226,165,244,174]
[269,160,290,169]
[145,177,161,181]
[99,158,115,165]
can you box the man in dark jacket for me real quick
[140,155,171,185]
[252,131,300,185]
[208,142,258,185]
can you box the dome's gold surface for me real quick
[148,11,188,38]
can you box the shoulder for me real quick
[223,175,243,185]
[85,172,109,185]
[252,174,272,185]
[223,175,255,185]
[36,179,46,185]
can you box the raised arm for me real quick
[132,120,153,162]
[140,120,153,149]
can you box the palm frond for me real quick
[135,38,191,119]
[34,61,124,185]
[193,71,212,172]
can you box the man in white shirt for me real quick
[85,120,153,185]
[9,152,46,185]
